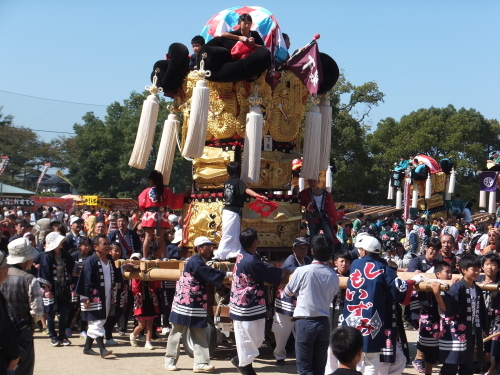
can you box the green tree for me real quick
[0,107,69,190]
[69,92,192,198]
[329,74,385,203]
[367,105,500,202]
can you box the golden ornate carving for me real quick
[269,71,308,142]
[182,199,301,248]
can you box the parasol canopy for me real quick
[414,155,441,174]
[200,6,288,63]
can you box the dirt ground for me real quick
[33,328,424,374]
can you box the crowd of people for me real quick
[1,166,500,375]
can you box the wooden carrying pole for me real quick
[115,260,500,293]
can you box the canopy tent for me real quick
[32,196,75,211]
[77,196,138,211]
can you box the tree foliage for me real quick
[0,107,72,189]
[69,92,192,198]
[329,74,385,203]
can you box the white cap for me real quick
[354,232,369,248]
[194,236,216,247]
[168,214,179,223]
[70,216,84,225]
[45,232,66,252]
[130,253,142,260]
[172,228,182,244]
[7,237,39,264]
[355,235,381,253]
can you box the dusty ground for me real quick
[33,328,425,374]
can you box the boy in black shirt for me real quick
[189,35,205,71]
[213,162,265,260]
[329,326,363,375]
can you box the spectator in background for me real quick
[65,217,84,253]
[107,214,142,259]
[95,221,107,237]
[0,238,43,375]
[0,252,20,374]
[38,232,74,347]
[9,218,28,242]
[107,213,118,233]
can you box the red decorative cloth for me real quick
[230,41,258,61]
[247,197,279,217]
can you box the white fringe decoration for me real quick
[326,165,333,193]
[396,189,402,209]
[319,97,332,171]
[411,186,419,208]
[298,177,305,192]
[241,88,263,184]
[448,168,456,194]
[480,190,487,208]
[301,100,322,180]
[425,174,432,199]
[182,56,211,159]
[387,179,394,200]
[128,74,163,169]
[489,191,497,214]
[155,112,179,185]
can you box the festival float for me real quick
[388,155,457,219]
[128,5,340,251]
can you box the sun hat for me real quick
[45,232,66,252]
[7,237,39,264]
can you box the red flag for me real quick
[288,41,323,95]
[37,162,51,185]
[247,197,279,218]
[0,156,10,175]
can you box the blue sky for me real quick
[0,0,498,142]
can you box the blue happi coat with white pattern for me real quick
[169,254,226,328]
[342,254,413,360]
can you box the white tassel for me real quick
[129,94,160,169]
[387,179,394,200]
[425,174,432,199]
[480,190,487,208]
[489,191,497,214]
[396,189,402,209]
[298,177,305,192]
[182,57,211,159]
[241,89,263,184]
[301,102,322,180]
[155,113,179,185]
[411,186,419,208]
[129,74,163,169]
[445,176,452,201]
[319,98,332,171]
[448,168,456,194]
[326,165,333,193]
